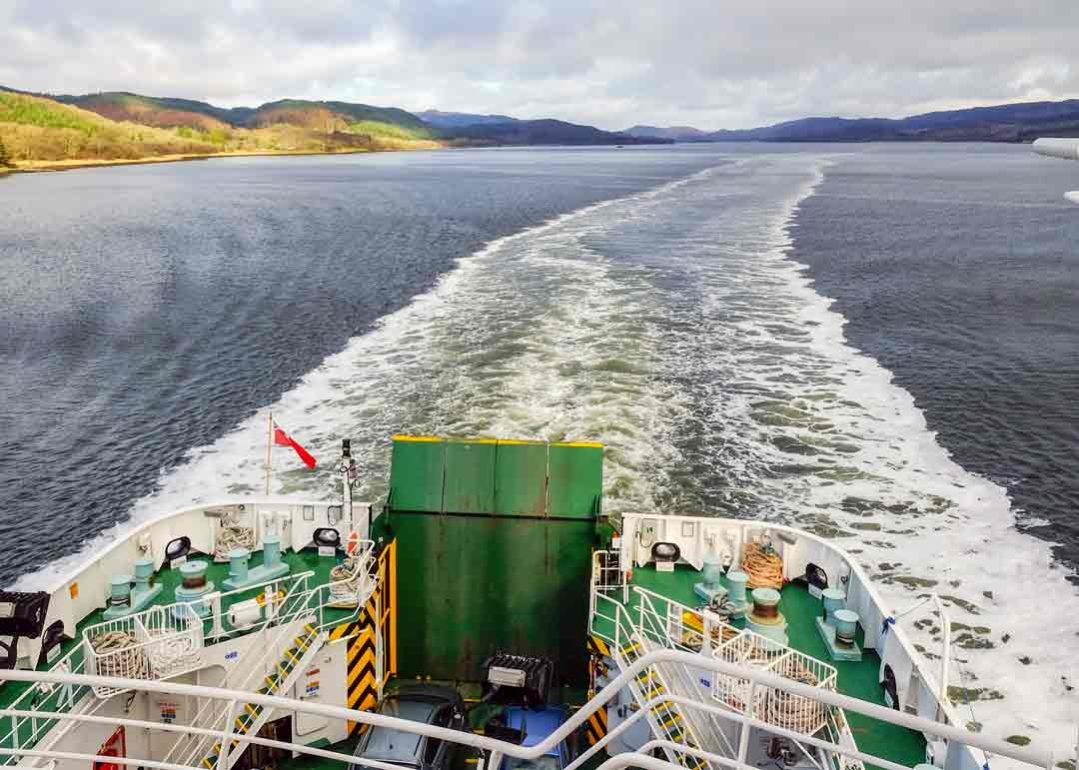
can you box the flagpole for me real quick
[265,411,273,496]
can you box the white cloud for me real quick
[1,0,1077,129]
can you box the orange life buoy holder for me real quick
[346,530,361,555]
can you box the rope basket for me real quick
[759,662,827,734]
[91,631,150,680]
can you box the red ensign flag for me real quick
[273,424,317,469]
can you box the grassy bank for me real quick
[3,145,451,174]
[0,90,444,173]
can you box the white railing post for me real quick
[931,594,951,702]
[207,593,224,639]
[216,698,237,770]
[702,610,716,657]
[737,683,755,765]
[268,582,278,623]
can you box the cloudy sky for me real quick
[2,0,1076,130]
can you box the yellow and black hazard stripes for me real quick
[347,626,379,732]
[584,635,611,746]
[383,538,397,674]
[587,635,611,659]
[331,539,398,735]
[584,702,607,746]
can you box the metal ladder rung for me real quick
[659,712,683,730]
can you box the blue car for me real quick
[500,707,572,770]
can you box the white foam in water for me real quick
[17,154,1079,763]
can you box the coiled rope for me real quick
[92,620,202,682]
[759,664,826,734]
[214,526,255,562]
[741,542,785,590]
[328,556,361,607]
[91,631,150,680]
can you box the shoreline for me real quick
[0,145,442,174]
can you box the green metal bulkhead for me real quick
[383,435,604,685]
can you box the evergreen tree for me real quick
[0,135,9,167]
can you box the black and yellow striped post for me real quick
[584,694,608,746]
[584,635,610,746]
[330,539,398,735]
[586,635,611,659]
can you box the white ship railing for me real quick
[633,587,739,760]
[0,642,91,766]
[202,568,317,642]
[610,579,839,739]
[0,649,1058,770]
[79,539,376,702]
[712,628,836,736]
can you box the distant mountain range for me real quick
[416,108,665,145]
[0,87,662,148]
[5,84,1077,174]
[625,99,1079,143]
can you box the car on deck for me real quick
[349,685,467,770]
[499,707,572,770]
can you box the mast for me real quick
[265,411,273,496]
[340,439,364,536]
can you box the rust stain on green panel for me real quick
[444,440,497,513]
[493,441,548,516]
[547,443,603,519]
[388,436,445,513]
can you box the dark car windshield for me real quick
[359,697,442,763]
[504,756,562,770]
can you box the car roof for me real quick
[357,691,455,763]
[504,708,566,755]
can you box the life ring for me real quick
[346,530,361,555]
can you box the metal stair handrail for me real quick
[163,573,315,766]
[619,636,711,770]
[209,625,324,770]
[0,649,1057,770]
[176,588,322,768]
[0,641,91,766]
[632,588,737,760]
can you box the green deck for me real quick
[624,565,926,769]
